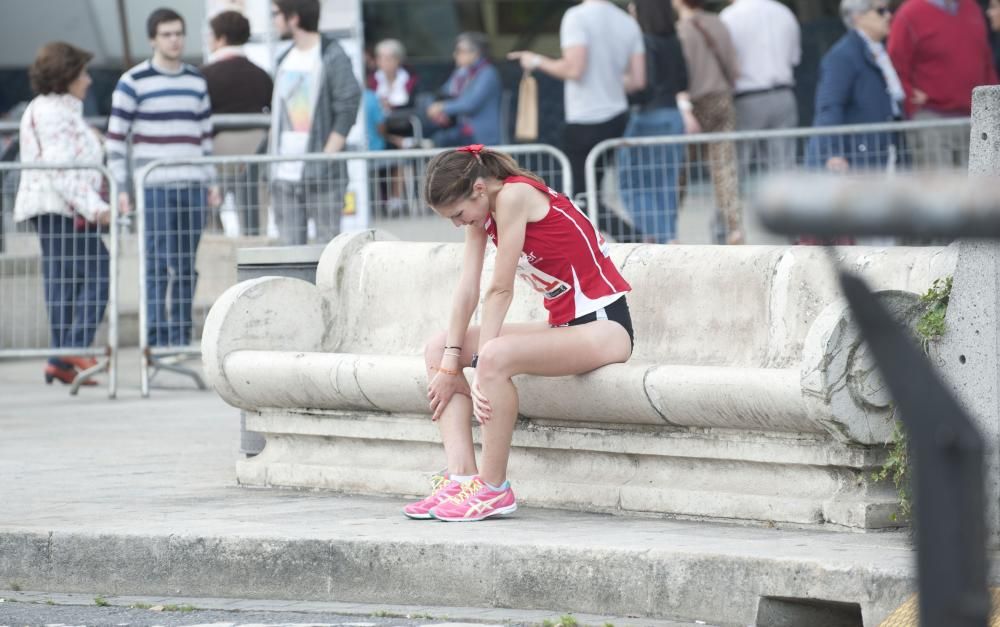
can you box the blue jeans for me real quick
[144,186,205,347]
[617,107,684,243]
[31,214,109,361]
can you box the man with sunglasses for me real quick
[888,0,996,167]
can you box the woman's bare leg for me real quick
[474,321,631,486]
[423,322,550,477]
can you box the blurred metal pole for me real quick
[755,173,1000,239]
[116,0,133,69]
[838,270,988,627]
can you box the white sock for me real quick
[484,479,509,491]
[451,474,475,483]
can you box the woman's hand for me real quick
[682,110,701,135]
[825,156,849,173]
[427,369,471,421]
[470,373,492,424]
[118,191,132,215]
[207,186,223,209]
[427,102,449,126]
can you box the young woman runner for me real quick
[405,144,635,522]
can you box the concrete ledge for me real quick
[0,589,726,627]
[0,522,915,627]
[237,412,897,529]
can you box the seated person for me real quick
[424,32,502,147]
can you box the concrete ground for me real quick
[0,350,926,627]
[0,589,708,627]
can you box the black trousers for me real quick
[563,111,641,243]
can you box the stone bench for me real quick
[202,229,955,530]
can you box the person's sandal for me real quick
[44,360,97,386]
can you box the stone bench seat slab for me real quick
[222,349,811,431]
[203,230,956,530]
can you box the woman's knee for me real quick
[474,338,512,382]
[423,330,449,365]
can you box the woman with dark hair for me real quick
[425,32,503,147]
[618,0,694,244]
[404,144,634,521]
[201,10,273,115]
[14,42,119,385]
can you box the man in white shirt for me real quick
[509,0,646,242]
[720,0,801,173]
[268,0,360,246]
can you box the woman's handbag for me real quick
[514,71,539,142]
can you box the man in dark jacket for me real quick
[269,0,361,245]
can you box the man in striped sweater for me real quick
[107,8,220,348]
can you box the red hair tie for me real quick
[457,144,484,156]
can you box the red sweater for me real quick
[887,0,997,117]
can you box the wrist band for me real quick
[444,345,461,350]
[434,366,459,376]
[677,99,693,113]
[529,54,542,70]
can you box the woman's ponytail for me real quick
[424,145,543,209]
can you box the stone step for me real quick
[0,495,919,627]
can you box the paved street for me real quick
[0,350,918,626]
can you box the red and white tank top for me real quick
[484,175,631,325]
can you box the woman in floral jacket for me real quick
[14,42,117,385]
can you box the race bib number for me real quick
[516,257,569,300]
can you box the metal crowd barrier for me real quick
[133,144,572,396]
[2,113,427,245]
[584,117,972,245]
[0,162,120,397]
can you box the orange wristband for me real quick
[434,366,460,376]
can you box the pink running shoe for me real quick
[403,472,463,519]
[429,476,517,522]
